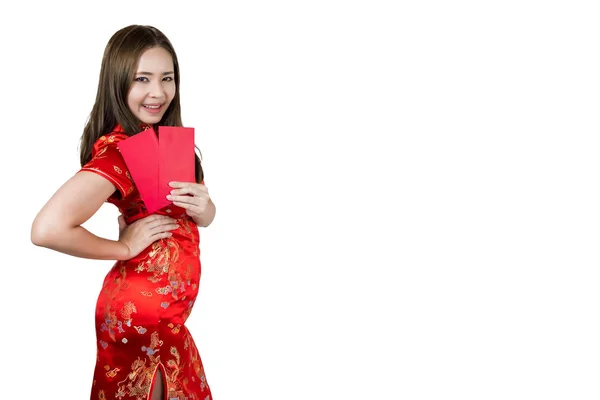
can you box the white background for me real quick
[1,0,599,399]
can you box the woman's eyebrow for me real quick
[135,71,175,76]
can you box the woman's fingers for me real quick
[169,183,207,197]
[137,215,175,228]
[167,195,199,205]
[175,187,201,196]
[128,215,179,239]
[147,220,179,235]
[142,214,175,224]
[157,231,173,240]
[150,230,174,240]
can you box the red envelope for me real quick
[117,128,160,211]
[158,126,195,202]
[117,126,195,215]
[158,126,195,216]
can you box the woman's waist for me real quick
[125,214,199,239]
[126,239,200,264]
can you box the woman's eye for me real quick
[135,76,149,82]
[163,76,173,82]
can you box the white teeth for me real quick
[144,105,160,109]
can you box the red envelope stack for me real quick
[117,126,195,215]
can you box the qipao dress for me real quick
[80,125,212,400]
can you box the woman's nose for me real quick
[148,80,165,98]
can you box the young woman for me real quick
[31,25,215,400]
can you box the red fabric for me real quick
[80,126,211,400]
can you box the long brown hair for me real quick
[79,25,203,183]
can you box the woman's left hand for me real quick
[166,181,211,220]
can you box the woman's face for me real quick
[127,46,176,125]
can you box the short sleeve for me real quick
[80,135,134,199]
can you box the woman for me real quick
[31,25,215,400]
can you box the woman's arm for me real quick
[31,171,130,260]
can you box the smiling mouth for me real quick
[143,104,163,113]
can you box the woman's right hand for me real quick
[117,214,178,259]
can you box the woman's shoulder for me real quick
[91,126,129,157]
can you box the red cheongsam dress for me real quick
[80,125,212,400]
